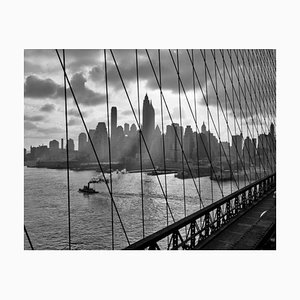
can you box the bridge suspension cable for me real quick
[62,49,71,250]
[109,50,177,222]
[104,49,114,249]
[55,49,131,247]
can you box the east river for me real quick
[24,166,246,250]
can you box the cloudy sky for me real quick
[24,49,275,150]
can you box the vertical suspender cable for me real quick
[199,50,251,188]
[110,50,176,221]
[246,50,258,180]
[221,50,233,194]
[229,50,239,188]
[147,50,209,209]
[213,50,223,191]
[240,50,251,182]
[104,49,114,249]
[158,50,169,235]
[176,50,187,222]
[192,50,202,207]
[222,50,269,178]
[63,50,71,250]
[251,50,267,176]
[203,50,214,203]
[236,50,247,186]
[135,49,145,238]
[215,50,261,184]
[55,50,130,246]
[186,50,234,194]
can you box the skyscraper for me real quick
[201,122,207,134]
[142,94,155,139]
[67,138,75,152]
[93,122,108,160]
[184,125,194,160]
[78,132,87,153]
[49,139,59,150]
[111,106,117,135]
[231,134,243,160]
[124,123,129,136]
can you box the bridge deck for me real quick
[195,191,276,250]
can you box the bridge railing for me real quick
[124,173,276,250]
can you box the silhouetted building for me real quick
[89,129,96,142]
[184,125,194,160]
[231,134,243,160]
[243,137,256,164]
[205,130,218,161]
[93,122,108,160]
[142,94,155,140]
[111,106,117,132]
[165,123,181,162]
[30,145,48,160]
[130,124,137,136]
[67,139,75,152]
[199,133,208,161]
[220,141,230,158]
[258,133,274,156]
[124,123,129,136]
[201,122,207,134]
[49,139,59,150]
[78,132,87,153]
[269,123,276,155]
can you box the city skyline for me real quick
[24,50,275,150]
[25,93,275,153]
[25,94,275,172]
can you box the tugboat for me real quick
[78,182,99,194]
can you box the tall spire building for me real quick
[111,106,117,136]
[142,93,155,139]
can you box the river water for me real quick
[24,167,245,250]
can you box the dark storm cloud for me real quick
[99,49,275,121]
[64,49,101,71]
[24,114,45,122]
[24,73,106,107]
[68,72,106,106]
[25,49,101,75]
[40,103,56,112]
[88,65,103,82]
[24,75,60,98]
[88,50,210,95]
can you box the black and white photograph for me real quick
[24,49,276,250]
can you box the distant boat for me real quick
[78,183,99,194]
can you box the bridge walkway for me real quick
[195,191,276,250]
